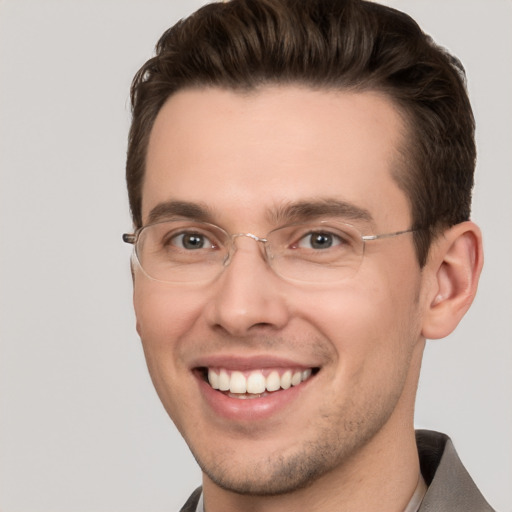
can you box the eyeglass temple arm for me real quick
[123,233,136,244]
[361,228,415,242]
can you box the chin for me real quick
[193,420,380,497]
[200,451,329,496]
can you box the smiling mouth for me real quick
[199,367,319,399]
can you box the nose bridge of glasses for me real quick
[223,232,270,267]
[231,232,268,244]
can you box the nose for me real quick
[204,236,290,337]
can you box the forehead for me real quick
[143,86,410,230]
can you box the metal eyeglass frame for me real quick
[122,220,416,284]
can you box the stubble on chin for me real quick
[194,407,392,497]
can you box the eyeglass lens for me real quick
[133,220,365,283]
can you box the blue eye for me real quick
[171,232,214,250]
[297,231,342,250]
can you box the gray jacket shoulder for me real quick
[179,486,202,512]
[417,430,495,512]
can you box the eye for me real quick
[168,232,215,250]
[296,231,343,250]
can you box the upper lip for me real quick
[190,354,319,372]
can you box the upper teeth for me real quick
[207,368,312,394]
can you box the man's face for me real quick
[133,86,429,494]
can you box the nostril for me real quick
[252,322,275,329]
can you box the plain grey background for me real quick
[0,1,510,511]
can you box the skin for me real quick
[132,86,483,512]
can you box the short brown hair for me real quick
[126,0,475,266]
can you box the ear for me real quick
[421,221,483,340]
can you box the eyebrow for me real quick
[267,199,374,225]
[146,200,215,225]
[146,198,373,227]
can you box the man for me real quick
[122,0,494,510]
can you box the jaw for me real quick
[182,342,425,496]
[196,364,423,511]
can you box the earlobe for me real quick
[421,221,483,340]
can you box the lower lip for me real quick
[196,372,313,422]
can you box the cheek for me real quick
[133,282,206,420]
[293,271,421,372]
[134,281,205,352]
